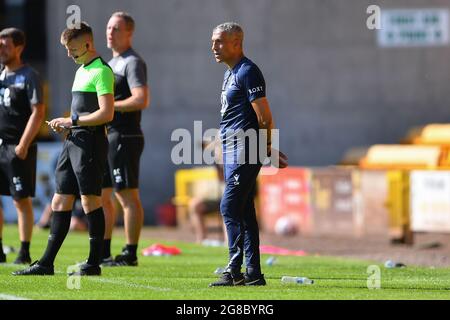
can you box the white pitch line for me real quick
[88,277,171,292]
[0,263,22,268]
[0,293,31,300]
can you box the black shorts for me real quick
[55,127,108,196]
[0,141,37,199]
[201,199,221,214]
[102,131,144,190]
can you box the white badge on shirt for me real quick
[114,59,126,74]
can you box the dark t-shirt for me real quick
[0,65,43,143]
[107,48,147,135]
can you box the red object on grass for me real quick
[142,243,182,256]
[259,245,307,256]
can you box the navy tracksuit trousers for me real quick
[220,162,262,275]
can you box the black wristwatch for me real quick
[71,113,79,126]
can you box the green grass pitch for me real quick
[1,225,450,300]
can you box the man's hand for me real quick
[47,117,72,133]
[15,143,28,160]
[271,148,289,169]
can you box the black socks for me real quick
[125,244,137,258]
[19,241,30,256]
[39,208,105,267]
[39,211,71,267]
[86,207,105,266]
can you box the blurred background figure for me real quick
[37,199,87,232]
[101,12,150,267]
[0,27,45,264]
[36,141,88,232]
[188,137,226,245]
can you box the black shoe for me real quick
[100,256,115,267]
[68,263,101,276]
[244,273,267,286]
[13,253,31,265]
[114,248,138,266]
[0,252,6,263]
[209,272,245,287]
[12,261,54,276]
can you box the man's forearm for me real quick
[259,118,274,147]
[78,108,113,126]
[19,106,45,148]
[114,96,147,112]
[77,94,114,126]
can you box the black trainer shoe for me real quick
[13,253,32,265]
[209,272,245,287]
[12,261,54,276]
[0,251,6,263]
[114,248,138,266]
[244,273,267,286]
[68,263,101,276]
[100,256,115,267]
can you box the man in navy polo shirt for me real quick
[209,22,287,287]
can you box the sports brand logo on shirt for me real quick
[248,86,264,95]
[113,59,126,75]
[233,174,240,186]
[14,75,26,89]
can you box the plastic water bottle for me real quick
[281,276,314,285]
[266,256,276,266]
[384,260,406,269]
[384,260,395,268]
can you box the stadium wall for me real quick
[46,0,450,223]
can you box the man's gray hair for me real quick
[213,22,244,41]
[111,11,135,32]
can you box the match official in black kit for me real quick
[101,12,149,267]
[13,22,114,276]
